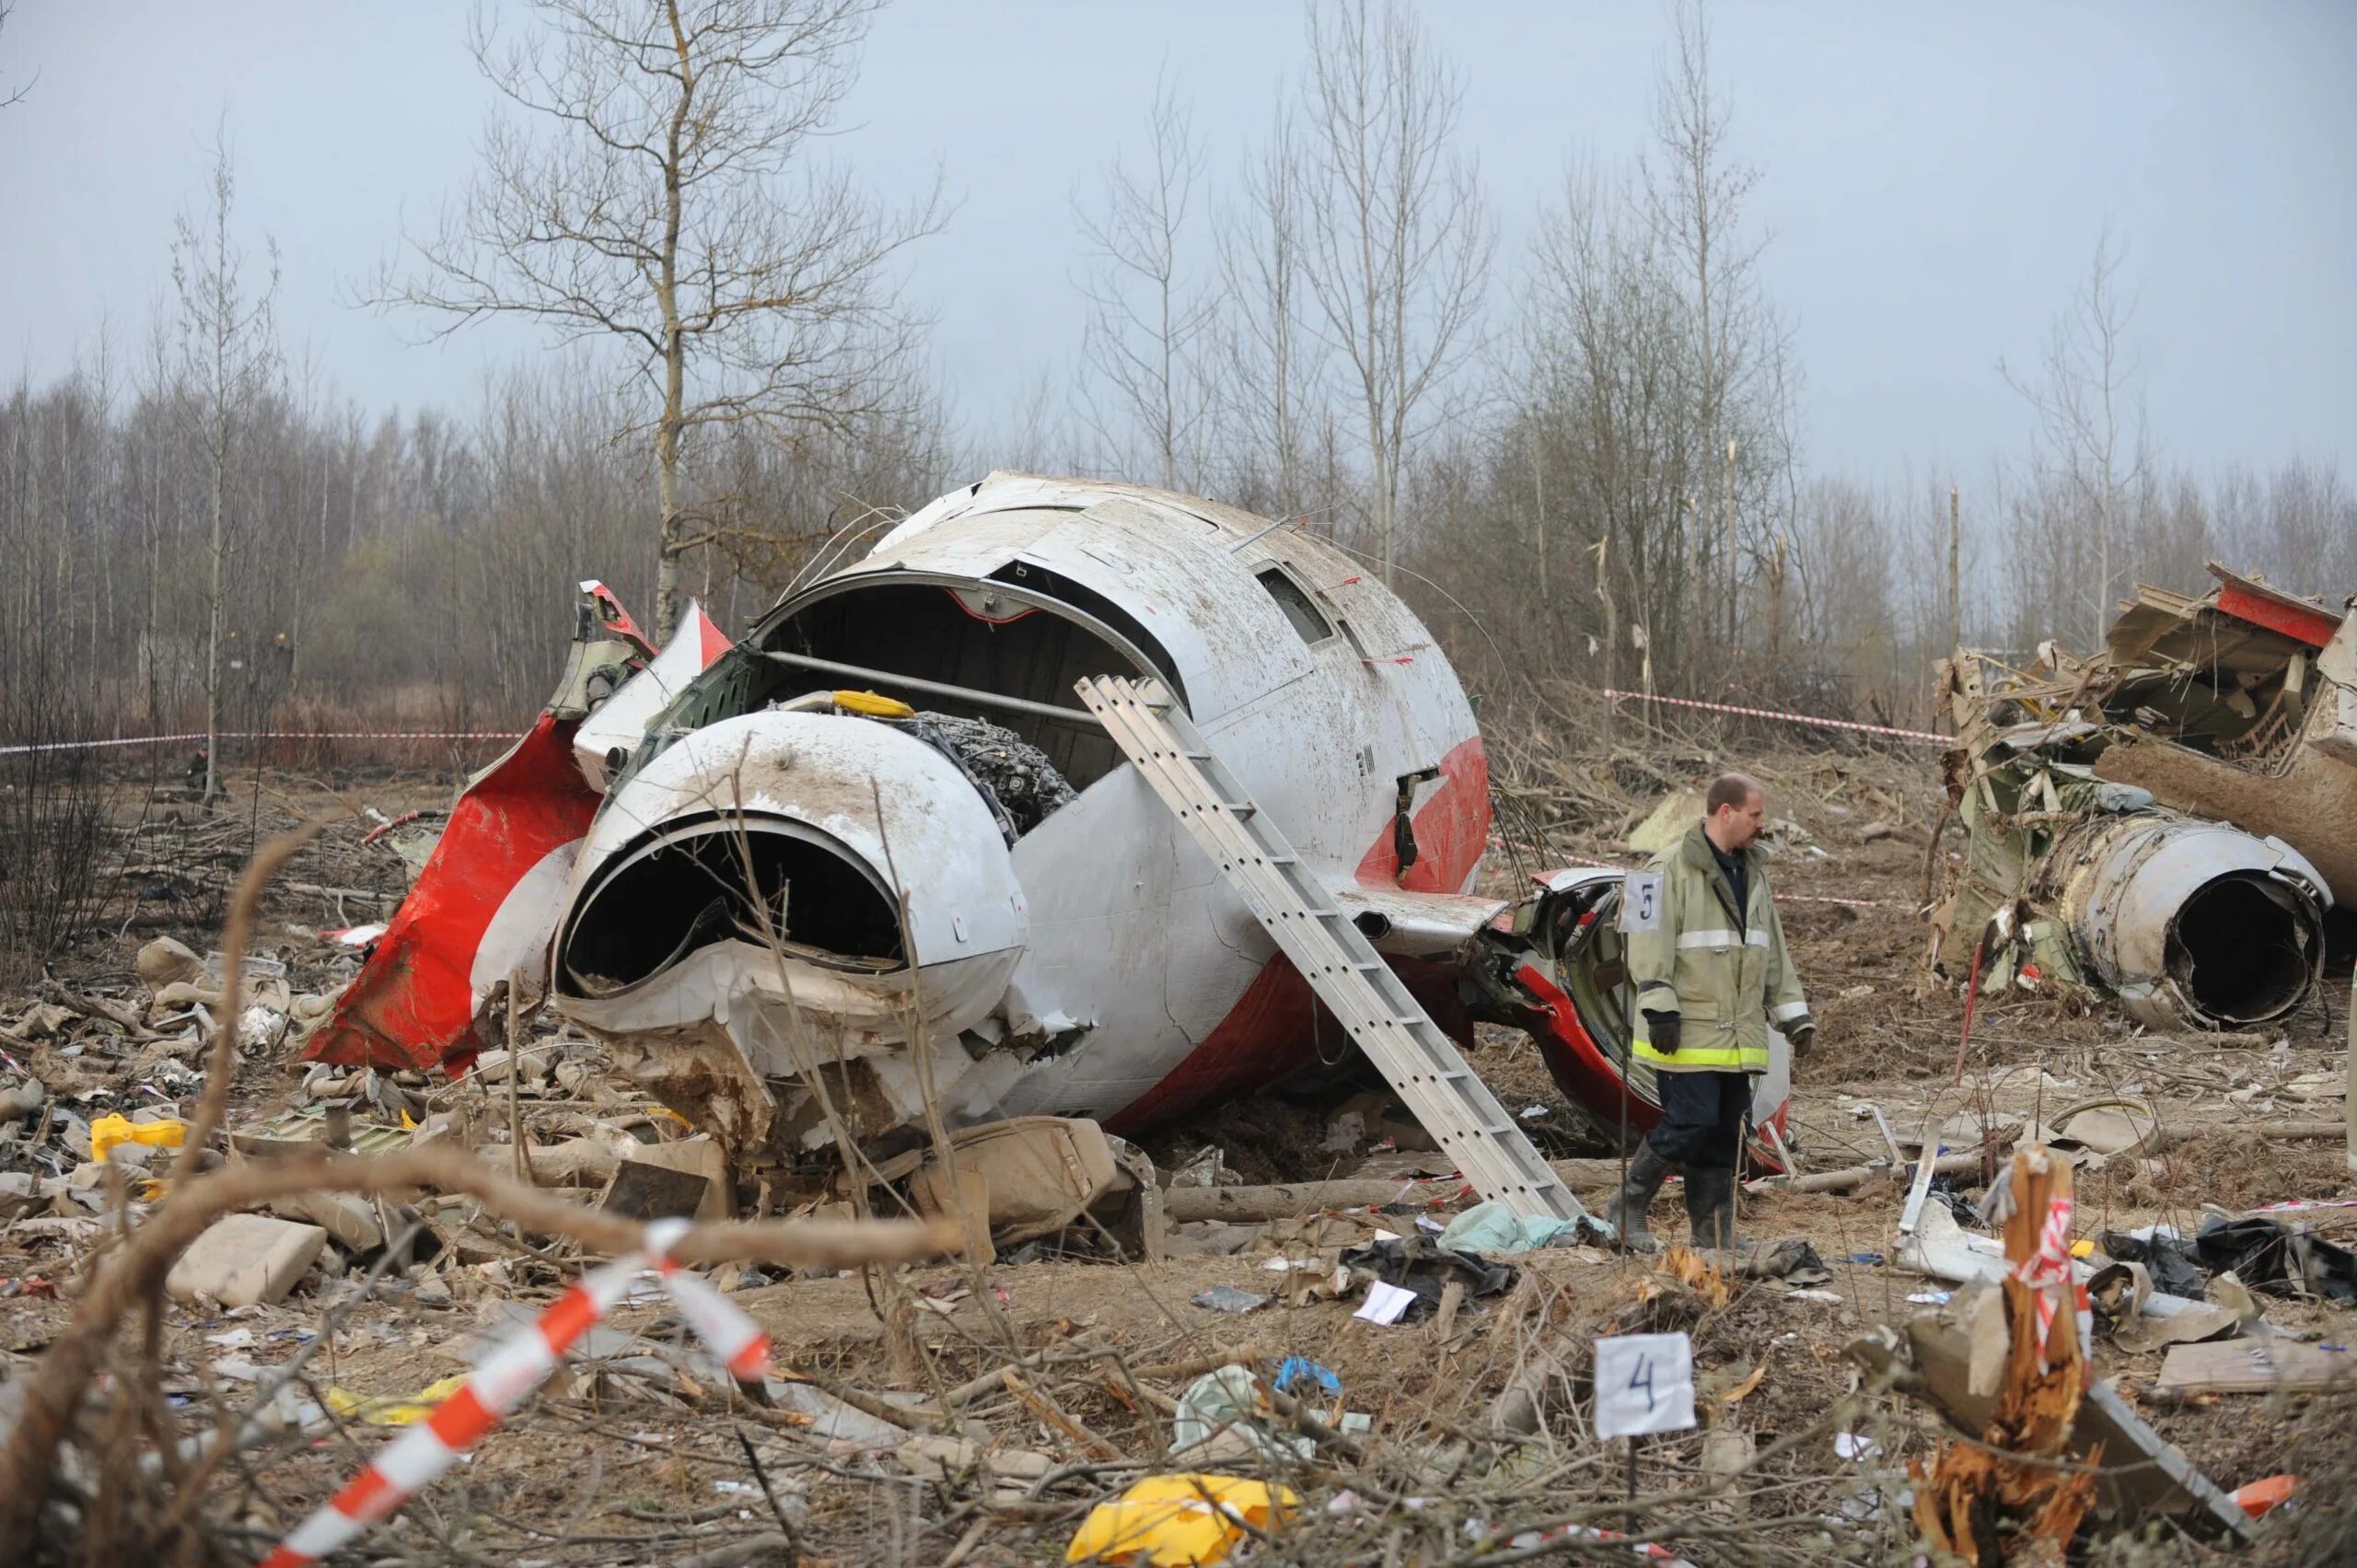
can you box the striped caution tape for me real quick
[258,1219,767,1568]
[0,729,518,756]
[1492,839,1890,908]
[1602,690,1946,745]
[2011,1190,2076,1358]
[0,731,208,756]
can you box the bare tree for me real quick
[381,0,942,640]
[1074,70,1213,491]
[1212,103,1325,517]
[171,126,280,802]
[1643,0,1781,650]
[0,0,37,109]
[1524,161,1697,689]
[2003,228,2142,646]
[1295,0,1492,584]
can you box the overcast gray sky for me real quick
[2,1,2351,483]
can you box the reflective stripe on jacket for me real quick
[1627,822,1808,1074]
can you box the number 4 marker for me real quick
[1594,1332,1695,1440]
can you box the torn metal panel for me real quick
[1936,564,2347,1029]
[1859,1293,2255,1542]
[307,587,726,1076]
[572,600,729,789]
[305,709,602,1074]
[1328,883,1508,958]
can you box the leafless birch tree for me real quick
[1074,72,1213,491]
[1643,0,1782,648]
[2003,228,2142,646]
[1295,0,1492,584]
[171,128,280,802]
[380,0,942,640]
[1212,105,1326,517]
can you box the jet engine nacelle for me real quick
[553,710,1030,1157]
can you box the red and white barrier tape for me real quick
[258,1219,767,1568]
[0,731,207,756]
[1603,690,1946,745]
[0,729,517,757]
[2011,1191,2076,1358]
[1492,839,1890,908]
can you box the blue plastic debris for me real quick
[1274,1356,1341,1399]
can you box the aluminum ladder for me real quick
[1075,674,1585,1223]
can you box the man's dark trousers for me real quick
[1645,1070,1747,1170]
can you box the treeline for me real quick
[0,355,949,737]
[3,1,2351,757]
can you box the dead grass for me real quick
[2,718,2351,1564]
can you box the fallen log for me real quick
[1161,1160,1627,1225]
[1759,1120,2347,1199]
[1748,1150,1993,1196]
[1163,1177,1451,1223]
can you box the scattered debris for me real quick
[1908,1150,2097,1561]
[1190,1284,1273,1316]
[2150,1338,2353,1398]
[5,543,2350,1566]
[164,1214,329,1308]
[1065,1473,1296,1567]
[1937,564,2351,1030]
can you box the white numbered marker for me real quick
[1619,871,1665,935]
[1593,1331,1696,1440]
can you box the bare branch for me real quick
[366,0,941,640]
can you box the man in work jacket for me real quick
[1603,772,1814,1251]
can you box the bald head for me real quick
[1703,772,1766,852]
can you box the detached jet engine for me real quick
[309,474,1794,1185]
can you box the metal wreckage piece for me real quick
[1935,563,2353,1030]
[305,473,1797,1201]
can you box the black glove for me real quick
[1642,1009,1682,1054]
[1785,1014,1817,1055]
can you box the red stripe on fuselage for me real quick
[1105,952,1474,1136]
[1108,733,1487,1134]
[1353,735,1489,893]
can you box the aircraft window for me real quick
[1257,567,1332,645]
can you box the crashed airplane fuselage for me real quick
[1937,564,2351,1031]
[311,473,1793,1178]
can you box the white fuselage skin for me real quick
[553,475,1492,1145]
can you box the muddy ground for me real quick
[2,736,2351,1566]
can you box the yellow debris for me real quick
[1065,1474,1295,1566]
[90,1113,186,1163]
[325,1374,471,1426]
[831,689,916,718]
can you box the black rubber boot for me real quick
[1684,1166,1736,1251]
[1604,1142,1673,1253]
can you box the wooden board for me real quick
[2153,1338,2355,1396]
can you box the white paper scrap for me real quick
[1354,1280,1417,1326]
[1593,1332,1696,1440]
